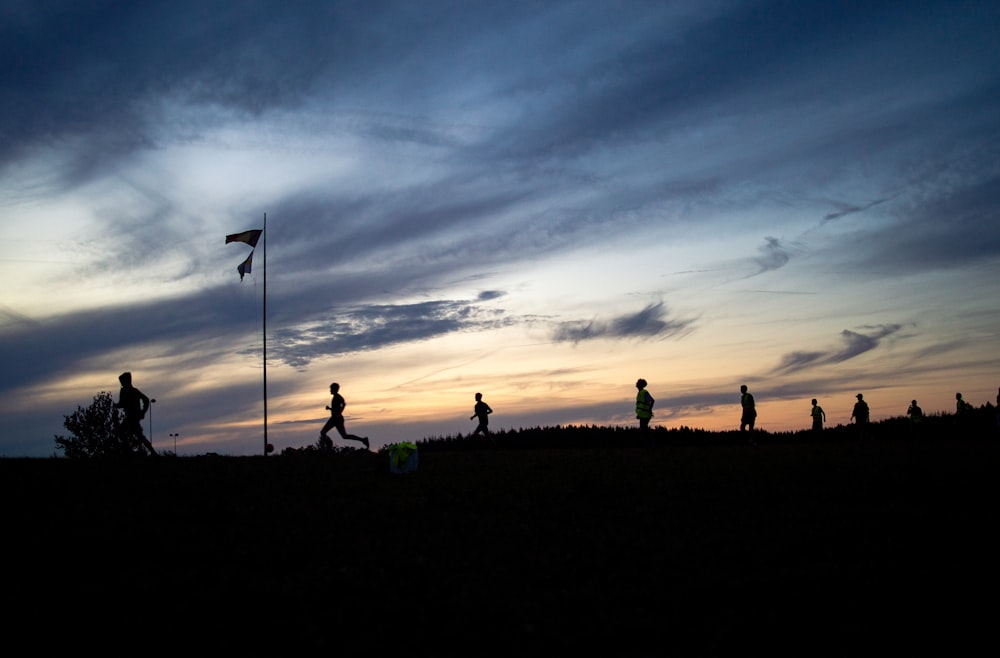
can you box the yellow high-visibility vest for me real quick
[636,390,653,419]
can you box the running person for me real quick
[470,392,493,439]
[320,383,369,450]
[114,371,157,456]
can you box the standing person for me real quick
[851,393,871,439]
[469,392,494,440]
[955,392,974,429]
[810,399,826,432]
[739,385,757,446]
[739,385,757,431]
[907,399,924,436]
[635,379,654,431]
[114,371,157,456]
[851,393,870,425]
[320,383,369,450]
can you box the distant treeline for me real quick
[410,404,999,452]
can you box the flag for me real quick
[237,251,253,281]
[226,229,262,248]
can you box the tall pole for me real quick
[263,212,268,456]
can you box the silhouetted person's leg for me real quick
[319,417,337,450]
[471,422,494,444]
[334,420,369,449]
[124,419,157,456]
[139,433,158,457]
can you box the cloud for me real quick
[265,298,516,369]
[867,174,1000,272]
[752,236,791,275]
[772,324,904,375]
[552,302,694,344]
[822,195,898,222]
[0,287,253,394]
[0,1,343,151]
[477,290,506,301]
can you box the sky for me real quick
[2,0,999,457]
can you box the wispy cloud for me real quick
[552,302,694,344]
[772,324,904,375]
[752,236,791,275]
[822,195,898,222]
[266,298,516,368]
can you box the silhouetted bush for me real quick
[54,391,152,459]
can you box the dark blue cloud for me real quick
[752,237,791,275]
[823,196,900,223]
[552,302,694,343]
[772,324,904,375]
[267,299,516,369]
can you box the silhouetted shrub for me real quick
[54,391,151,459]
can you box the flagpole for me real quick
[224,225,268,455]
[263,212,268,456]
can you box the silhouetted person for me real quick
[851,393,871,439]
[320,383,369,450]
[810,399,826,432]
[739,385,757,431]
[114,371,157,456]
[739,385,757,445]
[635,379,654,431]
[955,392,973,414]
[907,399,924,436]
[469,392,494,440]
[851,393,870,425]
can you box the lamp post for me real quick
[169,433,180,455]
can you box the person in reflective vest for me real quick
[388,441,418,474]
[635,379,654,430]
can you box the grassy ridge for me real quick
[5,429,998,655]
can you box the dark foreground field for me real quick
[5,433,999,656]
